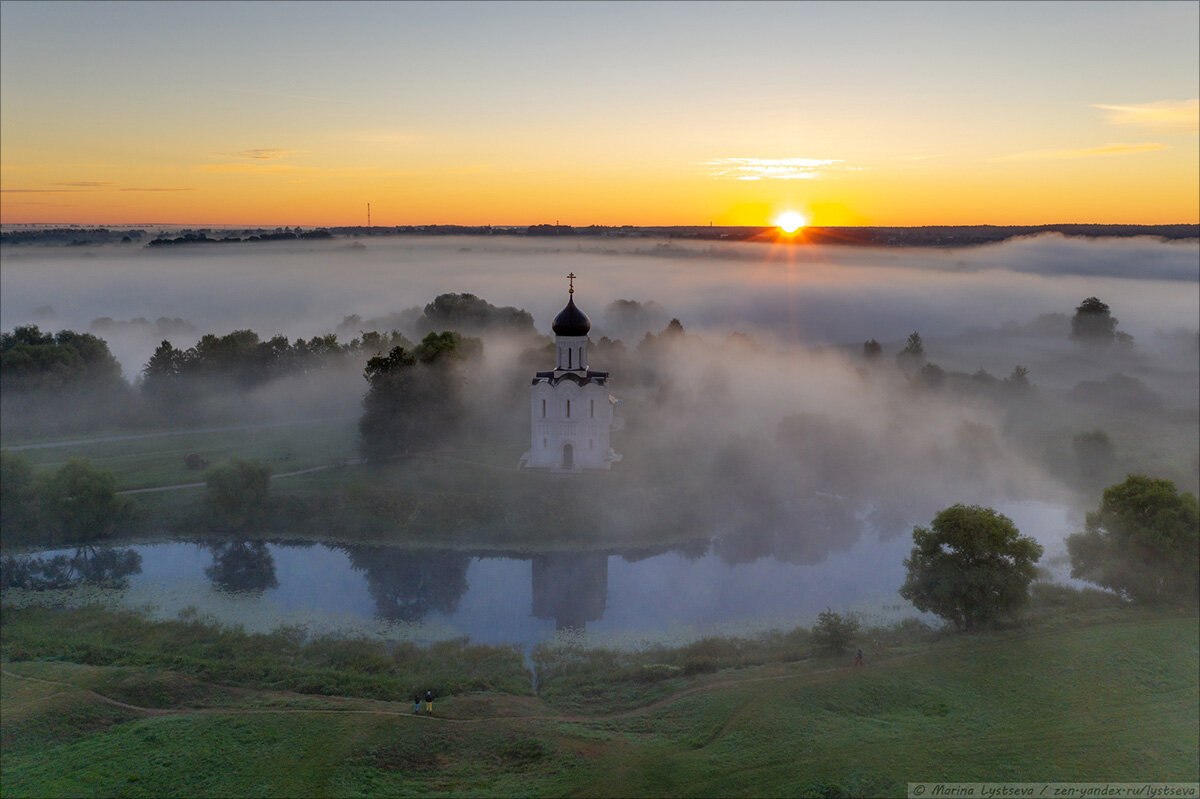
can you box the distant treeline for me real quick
[5,223,1196,248]
[328,223,1200,245]
[148,230,333,246]
[0,228,146,245]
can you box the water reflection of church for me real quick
[531,552,608,631]
[343,546,611,633]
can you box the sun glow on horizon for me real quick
[774,211,808,233]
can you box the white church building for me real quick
[520,275,621,472]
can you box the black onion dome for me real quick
[552,296,591,336]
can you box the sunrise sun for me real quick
[774,211,807,233]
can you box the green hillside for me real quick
[2,607,1195,797]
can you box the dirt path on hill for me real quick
[0,659,881,726]
[116,462,358,495]
[0,622,1116,727]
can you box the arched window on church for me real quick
[568,349,572,369]
[566,400,571,418]
[541,399,546,418]
[590,399,594,418]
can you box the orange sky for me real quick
[2,2,1197,227]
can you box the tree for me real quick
[1,326,124,393]
[1066,475,1199,604]
[862,339,882,360]
[900,504,1043,631]
[1070,297,1119,345]
[140,339,186,410]
[36,459,131,543]
[420,293,536,337]
[1003,365,1032,394]
[810,608,860,653]
[1,451,38,534]
[912,362,945,389]
[895,331,925,371]
[358,331,472,463]
[204,458,272,530]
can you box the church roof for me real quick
[533,370,607,387]
[552,295,591,337]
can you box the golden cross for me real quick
[567,272,576,294]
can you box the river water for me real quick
[2,500,1081,648]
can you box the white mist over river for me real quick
[2,234,1197,378]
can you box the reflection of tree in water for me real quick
[1,546,142,591]
[205,541,278,594]
[532,552,608,631]
[343,547,470,624]
[713,494,865,566]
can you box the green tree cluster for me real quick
[900,504,1043,631]
[1070,297,1133,347]
[142,328,411,401]
[420,293,536,337]
[358,331,477,463]
[1,452,131,547]
[1,326,130,436]
[1067,475,1198,604]
[0,325,123,393]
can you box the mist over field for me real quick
[2,234,1197,381]
[2,234,1197,542]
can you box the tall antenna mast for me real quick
[367,203,371,229]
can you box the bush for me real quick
[36,459,131,543]
[811,608,860,654]
[204,458,271,529]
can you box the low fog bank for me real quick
[2,234,1196,559]
[1,233,1196,379]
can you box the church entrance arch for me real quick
[562,443,574,470]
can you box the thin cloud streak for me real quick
[223,149,302,160]
[702,157,849,181]
[197,163,300,175]
[1093,99,1199,134]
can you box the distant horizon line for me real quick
[3,221,1198,230]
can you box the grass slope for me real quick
[3,610,1196,797]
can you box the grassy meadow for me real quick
[2,599,1197,797]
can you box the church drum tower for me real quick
[520,274,620,472]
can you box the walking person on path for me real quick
[425,689,434,715]
[854,648,864,667]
